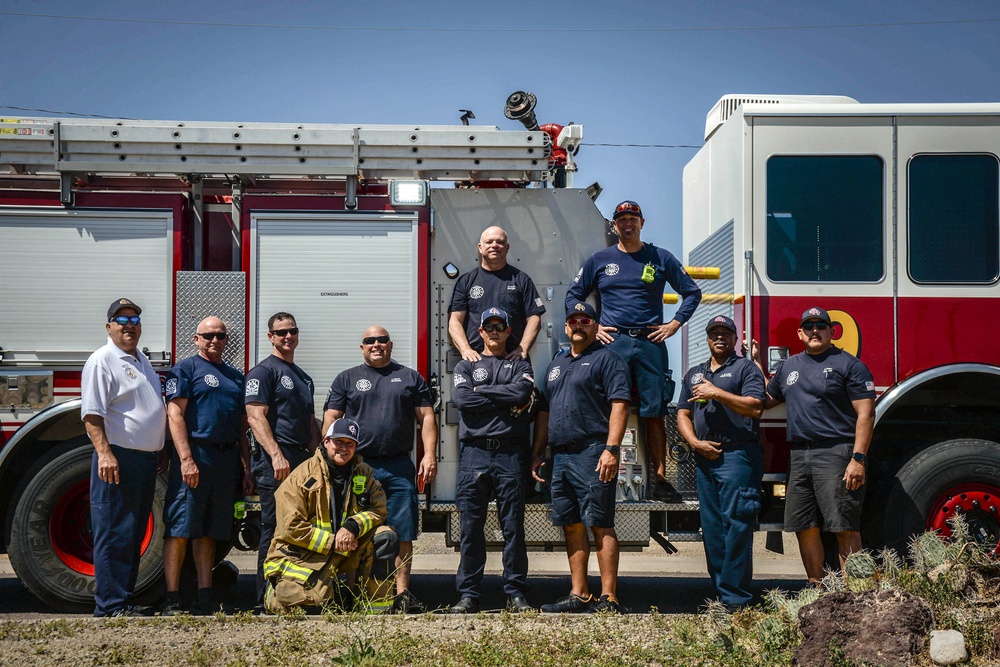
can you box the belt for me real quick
[551,441,598,454]
[191,439,236,451]
[279,442,311,453]
[363,453,408,462]
[618,327,659,339]
[463,437,520,451]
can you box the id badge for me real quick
[641,263,656,284]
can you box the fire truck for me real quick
[682,94,1000,558]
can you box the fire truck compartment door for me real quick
[250,211,419,416]
[0,208,173,366]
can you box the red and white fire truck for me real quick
[1,92,998,612]
[682,94,1000,558]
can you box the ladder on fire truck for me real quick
[0,116,553,198]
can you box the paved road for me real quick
[0,534,806,616]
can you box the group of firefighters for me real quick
[80,199,874,618]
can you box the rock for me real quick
[929,629,967,665]
[792,589,934,667]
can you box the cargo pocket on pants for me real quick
[735,487,762,520]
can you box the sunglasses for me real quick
[482,322,508,333]
[567,318,594,327]
[362,335,391,345]
[270,328,299,337]
[196,331,228,341]
[802,322,830,331]
[614,202,642,216]
[110,315,141,326]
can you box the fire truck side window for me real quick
[908,154,1000,284]
[766,155,884,282]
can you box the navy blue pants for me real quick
[252,444,311,603]
[90,446,159,617]
[695,442,763,606]
[455,445,528,599]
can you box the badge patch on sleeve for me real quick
[352,476,366,494]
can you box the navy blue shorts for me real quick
[550,443,616,528]
[608,333,669,417]
[164,443,240,541]
[368,455,419,542]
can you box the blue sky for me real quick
[3,1,998,365]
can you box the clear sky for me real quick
[3,1,999,371]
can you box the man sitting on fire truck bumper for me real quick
[263,419,397,614]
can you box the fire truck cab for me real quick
[682,94,1000,556]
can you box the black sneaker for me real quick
[447,597,480,614]
[652,479,683,503]
[110,604,155,618]
[159,599,186,617]
[506,595,533,613]
[590,595,625,615]
[540,593,595,614]
[190,598,224,616]
[392,589,426,614]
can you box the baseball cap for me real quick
[325,418,361,443]
[705,315,737,335]
[480,307,509,327]
[800,307,832,326]
[107,298,142,321]
[566,301,598,321]
[612,200,643,220]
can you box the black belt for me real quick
[279,442,311,453]
[191,439,236,451]
[363,453,407,462]
[551,441,598,454]
[464,437,520,451]
[618,327,659,339]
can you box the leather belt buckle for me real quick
[484,438,502,451]
[624,328,644,338]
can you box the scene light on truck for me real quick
[390,180,428,206]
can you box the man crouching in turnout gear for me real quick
[263,418,398,614]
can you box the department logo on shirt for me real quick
[692,372,704,385]
[547,367,561,382]
[122,365,138,380]
[506,284,516,290]
[204,374,219,388]
[787,371,800,386]
[469,286,485,299]
[605,263,620,276]
[454,374,467,386]
[246,379,260,396]
[356,379,373,392]
[573,268,582,283]
[472,368,489,382]
[165,379,178,394]
[280,375,294,390]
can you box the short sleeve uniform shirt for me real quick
[166,354,245,444]
[678,354,765,443]
[448,265,545,354]
[244,355,315,448]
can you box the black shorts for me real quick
[784,441,864,533]
[550,443,616,528]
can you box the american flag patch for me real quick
[865,381,874,391]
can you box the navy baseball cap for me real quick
[107,298,142,321]
[566,301,598,321]
[612,200,643,220]
[325,418,361,443]
[705,315,737,335]
[480,307,509,326]
[800,307,832,326]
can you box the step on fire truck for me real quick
[683,94,1000,560]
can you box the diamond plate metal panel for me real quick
[662,405,698,498]
[175,271,247,371]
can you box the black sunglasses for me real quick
[482,322,508,333]
[270,328,299,337]
[197,331,228,341]
[362,335,391,345]
[802,322,830,331]
[110,315,141,326]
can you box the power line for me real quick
[586,142,701,149]
[0,105,131,120]
[1,11,998,33]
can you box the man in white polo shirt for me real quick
[81,298,166,617]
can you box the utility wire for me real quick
[0,105,131,119]
[1,11,998,33]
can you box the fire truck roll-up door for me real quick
[249,211,420,417]
[0,208,173,369]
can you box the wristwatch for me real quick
[605,445,621,457]
[851,452,866,463]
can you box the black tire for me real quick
[7,446,166,613]
[879,438,1000,555]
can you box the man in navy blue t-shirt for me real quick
[321,325,438,614]
[162,316,252,615]
[532,302,631,614]
[448,226,546,361]
[245,311,321,606]
[761,307,875,585]
[677,315,764,608]
[566,200,701,503]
